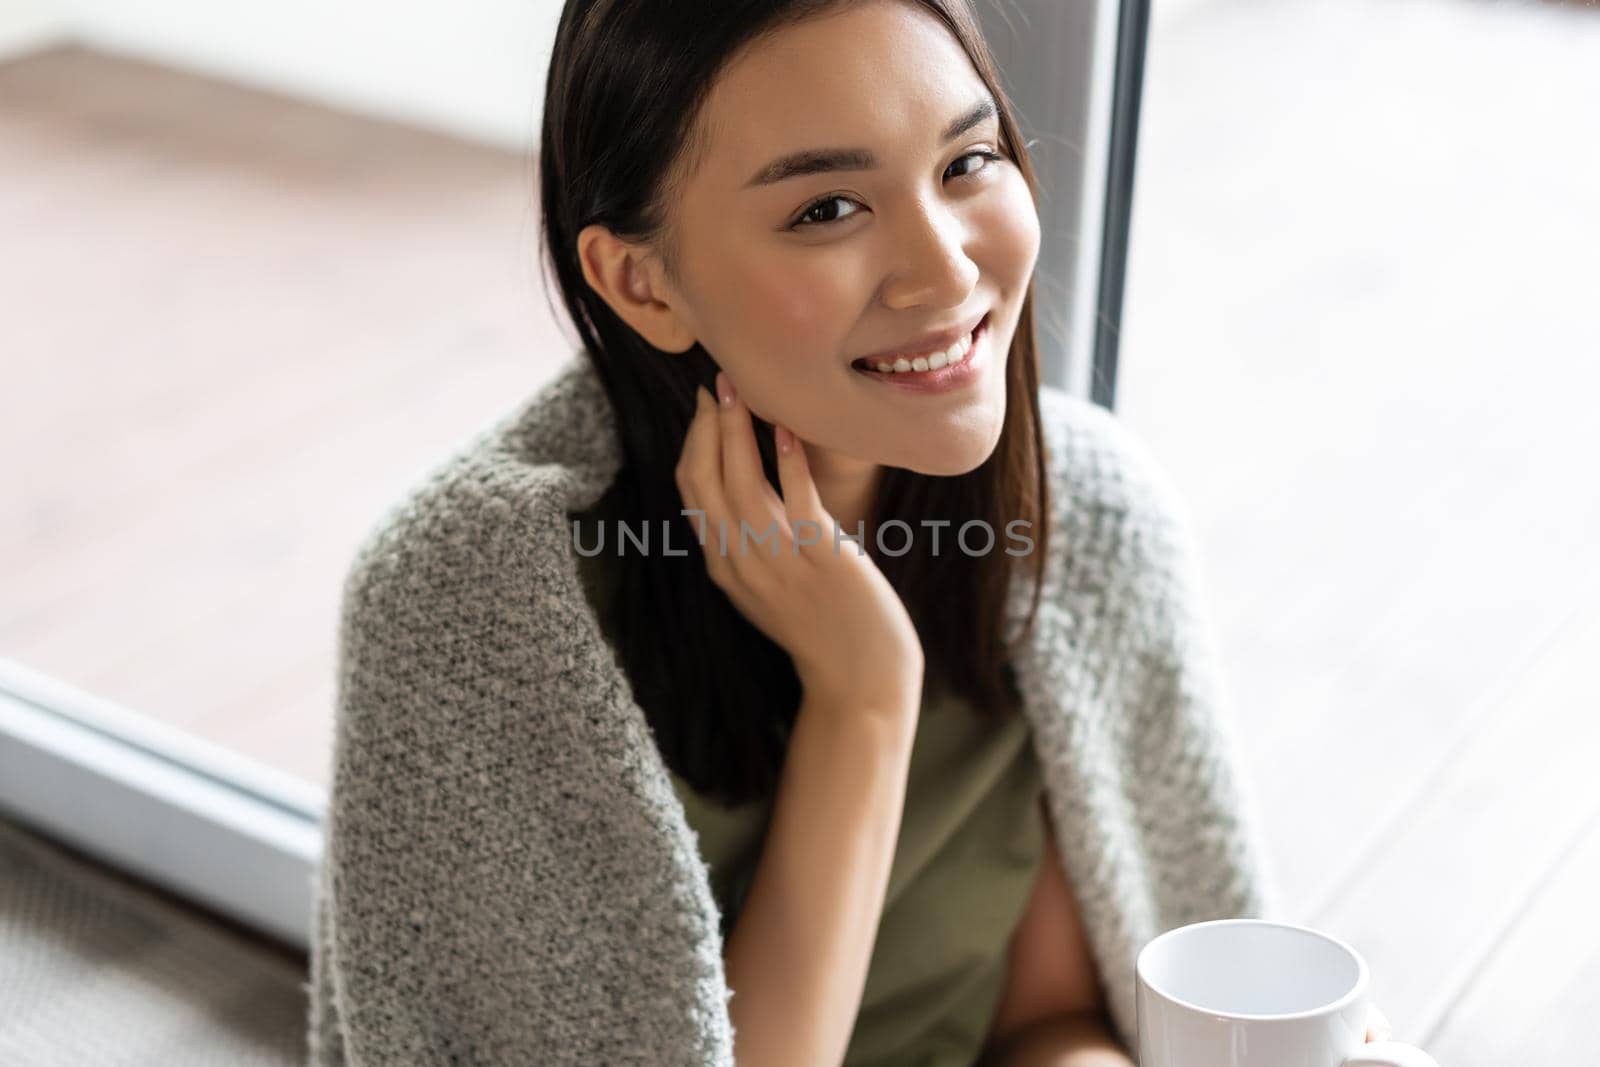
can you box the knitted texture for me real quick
[305,349,1284,1065]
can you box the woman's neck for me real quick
[803,442,883,544]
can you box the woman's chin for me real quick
[905,458,986,478]
[892,430,1003,478]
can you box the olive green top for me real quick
[570,504,1046,1067]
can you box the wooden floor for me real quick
[3,0,1597,1061]
[0,43,571,783]
[1121,0,1600,1061]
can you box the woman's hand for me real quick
[1365,1003,1393,1043]
[675,371,925,717]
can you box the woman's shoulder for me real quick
[344,355,619,585]
[340,455,572,625]
[338,355,624,657]
[1036,385,1183,517]
[1035,383,1199,558]
[330,401,635,785]
[1024,384,1211,638]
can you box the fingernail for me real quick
[715,371,735,407]
[775,425,793,454]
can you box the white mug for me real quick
[1135,919,1439,1067]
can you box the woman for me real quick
[306,1,1340,1064]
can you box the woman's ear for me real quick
[576,223,697,354]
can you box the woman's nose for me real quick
[882,207,979,309]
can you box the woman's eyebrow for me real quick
[742,94,998,189]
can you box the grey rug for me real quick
[0,814,307,1067]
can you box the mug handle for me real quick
[1342,1040,1440,1066]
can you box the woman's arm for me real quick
[977,1011,1134,1067]
[721,690,919,1067]
[986,796,1106,1047]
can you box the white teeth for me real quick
[862,327,976,375]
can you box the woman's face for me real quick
[654,0,1040,477]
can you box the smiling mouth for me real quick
[852,312,989,376]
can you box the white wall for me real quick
[10,0,563,150]
[0,0,70,61]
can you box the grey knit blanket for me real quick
[305,349,1284,1064]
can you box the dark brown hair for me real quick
[537,0,1050,808]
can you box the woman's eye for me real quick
[790,148,1005,230]
[946,148,1004,181]
[793,195,862,229]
